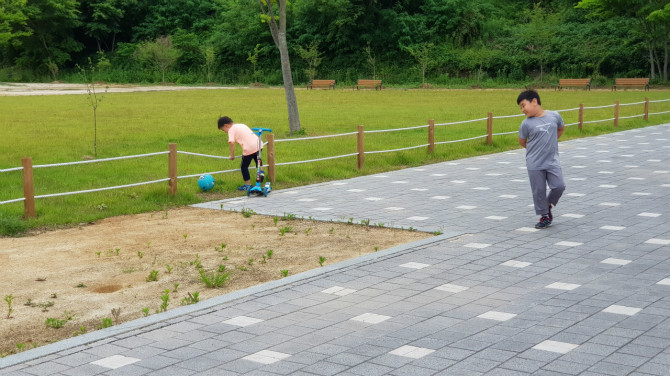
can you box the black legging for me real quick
[240,152,259,182]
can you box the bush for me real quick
[0,214,27,236]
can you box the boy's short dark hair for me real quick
[217,116,233,129]
[516,90,541,105]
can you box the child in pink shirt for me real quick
[217,116,263,191]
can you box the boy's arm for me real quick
[557,126,564,139]
[229,142,236,160]
[519,138,527,148]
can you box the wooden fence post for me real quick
[267,133,276,183]
[614,100,620,127]
[428,119,435,154]
[578,103,584,131]
[644,97,649,121]
[486,112,493,145]
[357,125,364,170]
[22,157,35,219]
[168,143,177,196]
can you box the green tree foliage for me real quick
[0,0,664,85]
[0,0,31,47]
[136,36,180,82]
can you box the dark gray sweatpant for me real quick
[527,167,566,215]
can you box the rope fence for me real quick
[2,96,668,219]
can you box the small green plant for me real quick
[282,212,296,220]
[215,243,227,252]
[222,255,229,261]
[305,227,312,236]
[247,258,254,266]
[122,268,136,274]
[96,251,101,257]
[166,264,173,274]
[151,255,157,266]
[46,317,66,329]
[181,292,200,305]
[374,246,379,252]
[267,250,274,259]
[347,217,354,225]
[318,256,326,267]
[5,294,14,319]
[260,255,267,264]
[218,264,227,272]
[199,270,231,288]
[329,227,334,234]
[38,301,54,312]
[173,283,179,292]
[361,219,370,227]
[63,311,74,321]
[159,289,170,312]
[237,265,248,271]
[76,283,86,288]
[99,317,113,329]
[433,230,443,235]
[281,269,289,277]
[137,250,144,259]
[279,226,292,236]
[146,270,159,282]
[16,343,24,351]
[73,326,86,336]
[50,293,57,299]
[273,216,279,225]
[111,308,121,324]
[115,248,120,256]
[183,234,188,240]
[242,208,256,218]
[141,307,150,317]
[375,223,385,228]
[190,254,203,269]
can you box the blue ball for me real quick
[198,174,215,191]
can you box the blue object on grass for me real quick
[198,174,215,191]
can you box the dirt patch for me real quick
[0,207,430,356]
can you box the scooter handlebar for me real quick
[251,127,273,133]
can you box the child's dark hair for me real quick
[516,90,541,105]
[217,116,233,129]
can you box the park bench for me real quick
[307,79,335,90]
[354,79,382,90]
[556,78,591,91]
[612,78,649,91]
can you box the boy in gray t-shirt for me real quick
[517,90,566,229]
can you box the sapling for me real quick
[319,256,326,267]
[273,216,279,225]
[46,317,66,329]
[279,226,292,236]
[248,258,254,266]
[165,264,173,274]
[141,307,150,317]
[267,250,274,259]
[173,283,179,292]
[281,270,289,277]
[137,250,144,259]
[99,317,113,328]
[305,228,312,236]
[4,294,14,319]
[181,292,200,305]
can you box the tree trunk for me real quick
[277,31,301,134]
[664,39,668,83]
[650,46,656,80]
[258,0,301,135]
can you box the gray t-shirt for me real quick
[518,110,564,170]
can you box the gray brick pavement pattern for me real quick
[2,124,670,375]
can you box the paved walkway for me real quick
[2,124,670,375]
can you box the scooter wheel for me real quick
[263,187,268,197]
[247,188,252,197]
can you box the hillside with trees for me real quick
[1,0,669,86]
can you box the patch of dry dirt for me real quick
[0,207,430,356]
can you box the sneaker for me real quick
[548,204,553,221]
[259,170,265,183]
[535,215,552,229]
[237,184,251,191]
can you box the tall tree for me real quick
[81,0,136,53]
[258,0,300,135]
[577,0,669,81]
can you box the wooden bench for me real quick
[556,78,591,91]
[307,79,335,90]
[354,79,382,90]
[613,78,649,91]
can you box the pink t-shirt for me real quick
[228,123,259,156]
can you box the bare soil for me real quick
[0,207,430,356]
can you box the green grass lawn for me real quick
[2,87,670,234]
